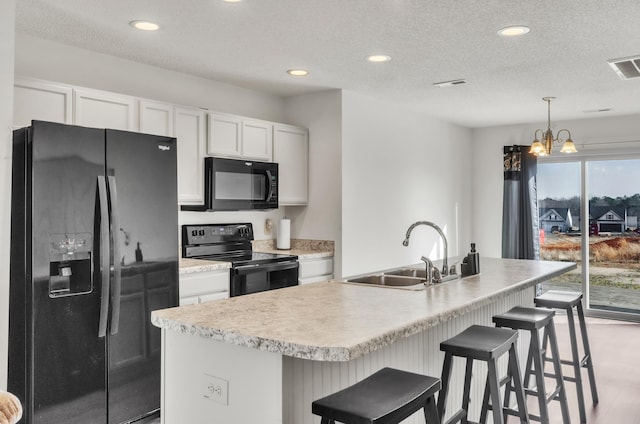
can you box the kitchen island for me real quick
[152,257,575,424]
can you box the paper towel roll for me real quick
[277,218,291,250]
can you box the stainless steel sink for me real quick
[345,274,426,287]
[383,268,427,279]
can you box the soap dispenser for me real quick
[461,243,480,277]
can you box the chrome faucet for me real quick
[420,256,443,284]
[403,221,449,278]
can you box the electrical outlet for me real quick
[202,374,229,405]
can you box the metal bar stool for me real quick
[487,306,571,424]
[437,325,529,424]
[535,290,598,424]
[312,367,441,424]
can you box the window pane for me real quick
[537,162,582,294]
[587,159,640,314]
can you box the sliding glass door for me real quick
[538,162,582,295]
[586,159,640,314]
[538,157,640,320]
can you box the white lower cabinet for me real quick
[298,257,333,284]
[179,269,229,305]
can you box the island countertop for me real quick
[152,257,575,362]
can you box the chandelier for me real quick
[529,97,578,156]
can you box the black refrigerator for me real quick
[8,120,179,424]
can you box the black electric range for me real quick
[182,223,299,297]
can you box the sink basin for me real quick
[345,274,426,287]
[383,268,427,279]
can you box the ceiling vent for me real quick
[433,79,467,88]
[608,56,640,80]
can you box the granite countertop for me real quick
[179,258,231,274]
[252,239,334,259]
[154,257,575,361]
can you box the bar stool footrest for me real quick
[547,386,562,404]
[443,408,467,424]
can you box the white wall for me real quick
[341,91,473,277]
[471,114,640,258]
[14,34,292,241]
[16,34,286,122]
[1,0,16,390]
[283,90,343,276]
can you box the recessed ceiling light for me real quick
[287,69,308,77]
[497,25,530,37]
[367,55,391,63]
[130,20,160,31]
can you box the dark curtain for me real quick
[502,145,540,259]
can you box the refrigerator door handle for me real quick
[108,176,122,335]
[97,176,110,338]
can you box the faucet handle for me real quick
[449,263,458,275]
[432,267,442,284]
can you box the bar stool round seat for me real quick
[535,290,599,424]
[491,306,571,424]
[312,367,441,424]
[437,325,529,424]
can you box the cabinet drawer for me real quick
[299,257,333,279]
[299,274,332,285]
[199,291,229,303]
[180,270,229,297]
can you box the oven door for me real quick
[205,157,278,211]
[230,260,299,297]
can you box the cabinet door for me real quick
[140,100,174,136]
[207,112,242,157]
[175,107,206,205]
[242,118,273,161]
[73,88,137,130]
[13,78,73,129]
[274,124,309,205]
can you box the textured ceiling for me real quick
[15,0,640,128]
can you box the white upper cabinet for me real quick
[73,88,137,131]
[207,112,242,157]
[13,78,73,129]
[274,124,309,205]
[241,118,273,161]
[175,107,206,205]
[13,78,310,209]
[140,100,174,137]
[207,112,273,161]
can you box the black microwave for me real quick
[182,157,278,211]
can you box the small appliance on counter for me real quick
[182,223,298,297]
[461,243,480,277]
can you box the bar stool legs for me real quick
[438,325,529,424]
[523,318,571,424]
[491,306,570,424]
[535,290,599,424]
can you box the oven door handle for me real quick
[234,260,298,274]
